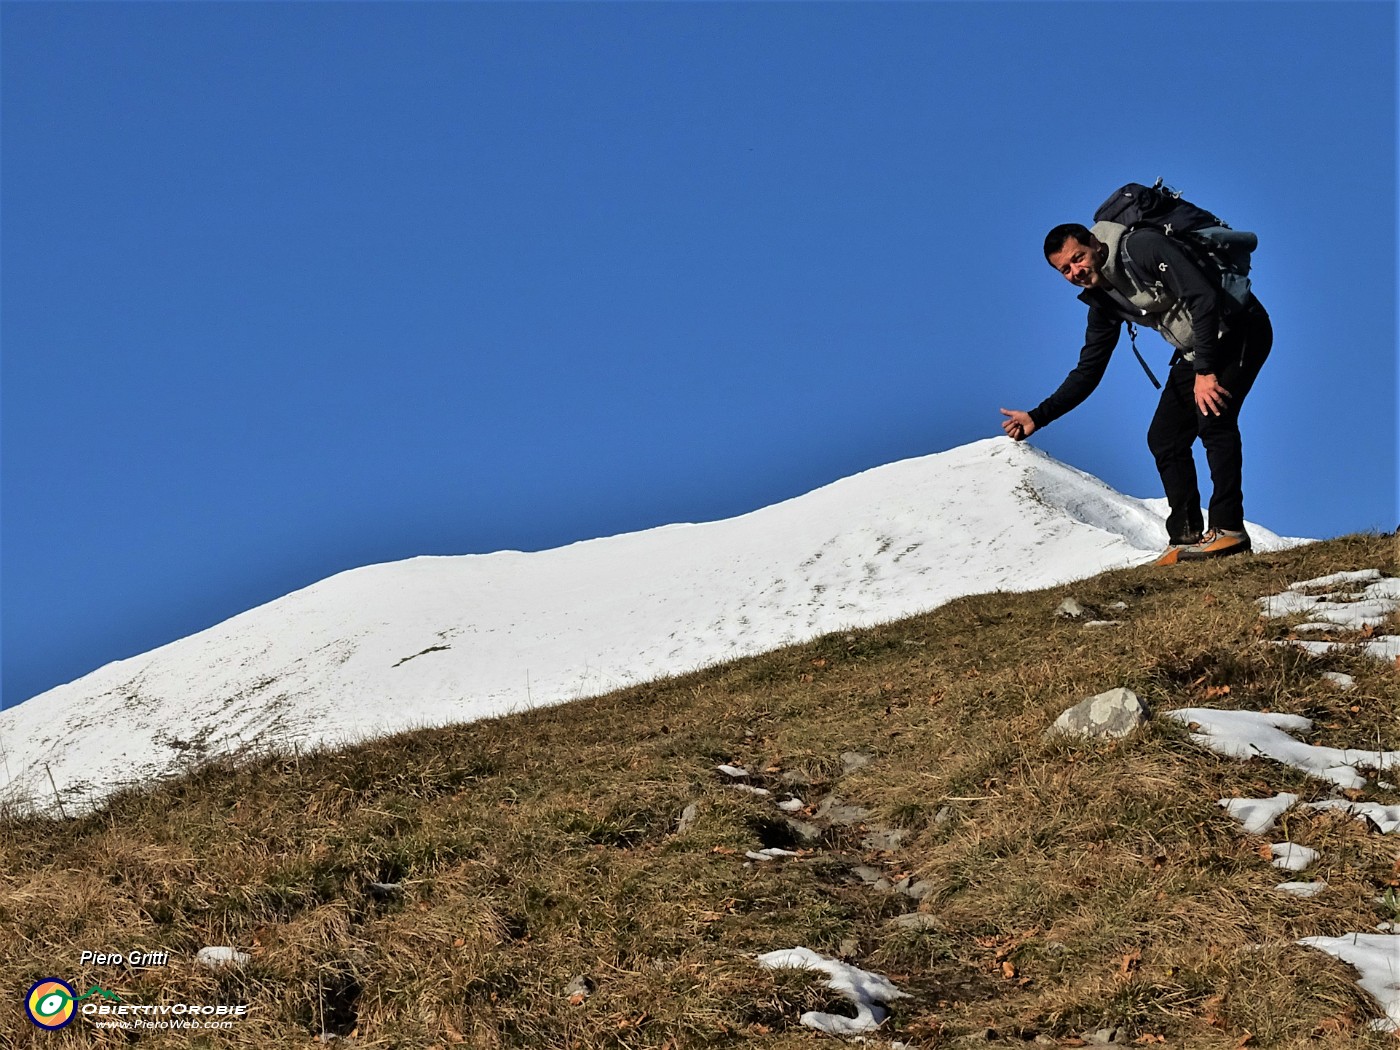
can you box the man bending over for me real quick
[1000,220,1272,565]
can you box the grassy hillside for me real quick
[4,533,1397,1048]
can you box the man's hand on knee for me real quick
[1193,373,1232,416]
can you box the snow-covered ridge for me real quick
[0,439,1302,812]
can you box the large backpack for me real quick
[1093,178,1257,308]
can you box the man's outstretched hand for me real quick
[1000,408,1036,442]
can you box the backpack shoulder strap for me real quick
[1079,286,1162,390]
[1118,227,1163,287]
[1126,322,1161,390]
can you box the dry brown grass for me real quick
[2,532,1397,1048]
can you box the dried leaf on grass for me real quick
[442,1018,467,1043]
[1311,1013,1356,1037]
[1203,994,1227,1028]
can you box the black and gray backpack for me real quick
[1093,178,1258,308]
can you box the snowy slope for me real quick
[0,439,1302,812]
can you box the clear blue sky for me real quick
[3,2,1396,708]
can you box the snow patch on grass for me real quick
[757,947,909,1036]
[1218,792,1299,835]
[1297,934,1400,1032]
[1164,708,1400,789]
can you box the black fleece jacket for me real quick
[1028,230,1227,430]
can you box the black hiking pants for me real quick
[1146,298,1272,542]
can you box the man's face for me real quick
[1048,235,1106,290]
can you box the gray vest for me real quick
[1091,220,1202,354]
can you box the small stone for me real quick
[196,946,250,970]
[563,975,595,1003]
[902,880,934,900]
[815,794,872,825]
[1084,1027,1121,1044]
[1055,598,1087,619]
[838,935,861,957]
[1108,601,1128,610]
[1046,687,1148,740]
[676,802,700,834]
[851,864,883,883]
[366,881,403,898]
[850,865,886,888]
[841,751,876,774]
[784,818,823,846]
[861,827,908,852]
[933,805,954,826]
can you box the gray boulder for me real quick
[1046,687,1148,740]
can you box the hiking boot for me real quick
[1177,528,1252,561]
[1152,533,1202,566]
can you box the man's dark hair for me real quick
[1044,223,1093,262]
